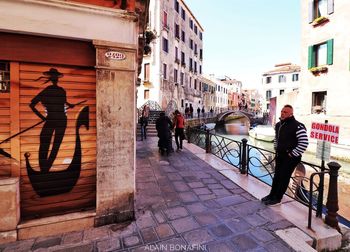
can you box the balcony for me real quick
[312,16,329,27]
[310,66,328,75]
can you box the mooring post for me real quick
[240,138,248,174]
[205,129,211,153]
[187,126,191,143]
[325,161,341,232]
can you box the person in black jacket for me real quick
[156,112,173,155]
[262,104,309,206]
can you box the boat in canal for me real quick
[248,125,275,142]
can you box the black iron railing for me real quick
[187,127,342,231]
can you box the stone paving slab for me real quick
[0,138,299,252]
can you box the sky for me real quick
[185,0,301,89]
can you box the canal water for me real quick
[214,124,350,222]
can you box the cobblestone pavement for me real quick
[0,138,296,252]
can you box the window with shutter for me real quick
[309,0,334,24]
[308,39,333,68]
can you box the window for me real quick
[181,99,184,108]
[180,72,184,85]
[181,30,185,42]
[292,73,299,81]
[194,25,197,35]
[163,11,168,29]
[309,0,334,23]
[175,23,180,39]
[194,79,197,90]
[189,77,192,88]
[181,52,185,65]
[175,47,179,61]
[312,91,327,114]
[162,37,168,52]
[278,75,286,83]
[174,0,179,12]
[194,44,197,55]
[144,90,149,100]
[199,65,202,74]
[199,49,203,60]
[174,69,178,83]
[189,19,193,29]
[280,89,285,95]
[189,58,193,71]
[163,63,167,79]
[308,39,333,68]
[144,63,150,81]
[266,90,272,100]
[181,7,186,20]
[189,39,193,49]
[199,32,203,40]
[0,62,10,93]
[194,61,197,73]
[266,76,272,84]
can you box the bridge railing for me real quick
[187,127,342,231]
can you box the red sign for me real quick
[105,51,126,60]
[310,122,339,144]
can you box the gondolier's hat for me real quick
[43,68,64,78]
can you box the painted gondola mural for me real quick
[0,62,96,219]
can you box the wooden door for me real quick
[17,63,96,219]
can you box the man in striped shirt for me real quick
[262,104,309,206]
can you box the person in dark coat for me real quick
[189,104,194,118]
[261,104,309,206]
[156,112,173,155]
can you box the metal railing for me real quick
[187,127,342,231]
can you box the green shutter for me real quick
[327,39,334,65]
[308,45,315,69]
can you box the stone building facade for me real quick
[0,0,149,243]
[137,0,204,114]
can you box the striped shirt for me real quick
[292,125,309,156]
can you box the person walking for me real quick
[261,104,309,206]
[140,105,150,140]
[189,104,194,118]
[197,107,200,118]
[173,110,185,151]
[156,112,173,155]
[201,107,205,117]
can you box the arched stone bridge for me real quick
[216,110,255,123]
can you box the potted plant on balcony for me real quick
[310,66,328,75]
[312,16,329,26]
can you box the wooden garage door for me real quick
[18,63,96,219]
[0,62,11,177]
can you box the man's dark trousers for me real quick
[270,152,301,201]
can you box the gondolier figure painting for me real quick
[29,68,75,173]
[25,68,90,197]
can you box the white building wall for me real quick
[297,0,350,159]
[0,0,137,44]
[262,70,300,112]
